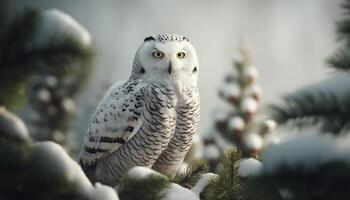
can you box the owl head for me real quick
[130,33,199,89]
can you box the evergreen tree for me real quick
[0,107,119,200]
[254,0,350,199]
[271,0,350,134]
[0,3,94,152]
[0,6,93,109]
[0,3,118,199]
[201,41,276,172]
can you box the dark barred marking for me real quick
[126,126,134,132]
[152,91,199,176]
[89,136,126,144]
[183,36,189,41]
[144,36,155,42]
[84,146,109,154]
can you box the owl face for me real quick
[131,34,199,88]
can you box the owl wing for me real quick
[78,80,147,167]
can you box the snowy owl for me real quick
[78,33,200,185]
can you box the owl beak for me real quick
[168,61,172,75]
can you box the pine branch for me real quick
[280,0,350,133]
[0,109,117,200]
[0,9,39,59]
[0,35,94,76]
[0,9,40,107]
[341,0,350,12]
[0,8,94,108]
[201,148,282,200]
[202,149,249,200]
[257,162,350,200]
[270,89,350,134]
[174,160,208,188]
[328,0,350,71]
[336,0,350,44]
[0,8,94,75]
[118,175,170,200]
[327,49,350,71]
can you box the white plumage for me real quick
[78,33,200,185]
[79,80,147,166]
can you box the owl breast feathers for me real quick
[78,79,199,185]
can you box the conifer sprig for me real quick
[327,49,350,72]
[270,87,350,134]
[328,0,350,71]
[202,149,249,200]
[174,159,209,188]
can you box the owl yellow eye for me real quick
[176,52,186,59]
[152,51,164,58]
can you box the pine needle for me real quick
[328,0,350,71]
[202,148,249,200]
[327,49,350,72]
[174,160,208,188]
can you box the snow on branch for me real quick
[0,107,31,143]
[0,8,93,72]
[165,183,199,200]
[119,166,205,200]
[262,134,350,174]
[255,133,350,199]
[30,142,119,200]
[0,140,119,200]
[191,173,218,196]
[36,9,91,47]
[237,158,262,178]
[270,77,350,134]
[127,166,167,180]
[0,108,118,199]
[0,8,94,107]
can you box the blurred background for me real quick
[9,0,343,141]
[3,1,350,199]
